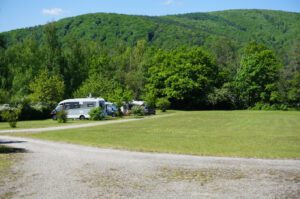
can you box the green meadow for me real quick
[24,111,300,159]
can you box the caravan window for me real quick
[87,103,95,107]
[64,102,80,110]
[82,102,96,108]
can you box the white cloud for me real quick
[164,0,174,6]
[42,8,64,16]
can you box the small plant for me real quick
[131,105,145,117]
[1,108,20,128]
[156,97,170,112]
[88,107,104,120]
[57,109,68,123]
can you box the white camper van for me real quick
[51,98,106,119]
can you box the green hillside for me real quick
[2,10,300,52]
[0,9,299,112]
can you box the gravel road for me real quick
[0,135,299,199]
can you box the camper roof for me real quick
[59,98,105,104]
[131,100,145,106]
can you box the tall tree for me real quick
[288,71,300,107]
[234,42,282,107]
[29,68,65,106]
[42,22,64,74]
[146,47,218,108]
[63,36,88,97]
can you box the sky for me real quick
[0,0,299,32]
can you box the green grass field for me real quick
[0,119,100,130]
[0,114,149,130]
[23,111,300,158]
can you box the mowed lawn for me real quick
[0,119,99,130]
[26,111,300,158]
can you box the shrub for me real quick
[131,105,145,116]
[144,93,156,109]
[57,110,68,123]
[1,108,20,128]
[88,107,104,120]
[251,103,288,111]
[156,97,170,112]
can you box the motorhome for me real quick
[51,98,106,119]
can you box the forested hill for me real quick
[2,9,300,54]
[0,9,299,112]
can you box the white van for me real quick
[51,98,106,119]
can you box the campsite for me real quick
[0,0,300,198]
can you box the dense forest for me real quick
[0,9,299,117]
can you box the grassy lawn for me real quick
[0,111,171,130]
[24,111,300,158]
[0,119,102,130]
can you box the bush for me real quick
[1,108,20,128]
[144,93,156,109]
[251,103,288,111]
[9,98,53,121]
[131,105,145,116]
[156,98,170,112]
[88,107,104,120]
[57,110,67,123]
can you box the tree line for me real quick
[0,23,299,118]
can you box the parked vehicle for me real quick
[0,104,10,111]
[105,102,118,117]
[121,100,155,115]
[51,98,106,120]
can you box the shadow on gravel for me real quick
[0,140,26,144]
[0,146,27,154]
[0,140,27,154]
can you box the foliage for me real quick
[16,98,52,120]
[251,102,288,111]
[88,107,104,120]
[131,105,145,116]
[146,47,217,109]
[207,83,236,109]
[74,74,119,99]
[29,68,65,106]
[0,10,299,111]
[0,89,10,104]
[288,72,300,107]
[234,42,281,108]
[1,108,20,128]
[156,98,170,112]
[56,109,67,123]
[143,92,156,109]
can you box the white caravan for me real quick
[51,98,106,119]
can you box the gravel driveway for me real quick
[0,135,299,199]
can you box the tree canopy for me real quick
[0,10,299,111]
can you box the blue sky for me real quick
[1,0,299,32]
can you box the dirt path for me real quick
[0,135,299,199]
